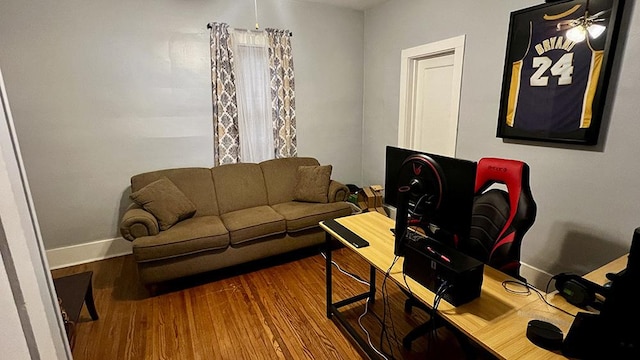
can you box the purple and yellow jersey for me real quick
[506,4,604,132]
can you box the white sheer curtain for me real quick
[231,30,274,163]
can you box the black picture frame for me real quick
[496,0,624,145]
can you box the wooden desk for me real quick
[321,212,541,359]
[584,254,628,282]
[322,212,630,359]
[475,254,629,359]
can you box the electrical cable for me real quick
[402,272,413,297]
[379,255,400,358]
[328,190,436,357]
[425,280,451,354]
[320,251,369,286]
[502,278,577,317]
[358,297,390,360]
[403,196,444,352]
[407,193,430,218]
[321,251,393,359]
[402,272,430,350]
[402,268,450,354]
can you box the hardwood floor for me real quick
[51,245,495,360]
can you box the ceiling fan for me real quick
[555,1,609,42]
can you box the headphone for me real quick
[553,273,609,309]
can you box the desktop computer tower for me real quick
[403,235,484,307]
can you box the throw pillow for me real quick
[294,165,332,203]
[130,177,196,230]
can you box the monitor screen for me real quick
[384,146,477,252]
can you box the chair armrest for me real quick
[119,205,159,241]
[328,180,350,202]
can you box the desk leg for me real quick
[368,265,376,305]
[323,232,384,359]
[325,231,333,319]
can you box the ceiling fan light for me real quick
[566,26,587,42]
[587,24,606,39]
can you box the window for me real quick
[209,22,296,165]
[231,30,274,163]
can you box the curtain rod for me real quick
[206,22,292,36]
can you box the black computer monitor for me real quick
[594,227,640,356]
[562,228,640,358]
[384,146,477,256]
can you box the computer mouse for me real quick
[526,319,563,350]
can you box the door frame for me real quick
[0,67,71,359]
[398,35,466,154]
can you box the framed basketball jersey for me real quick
[497,0,624,145]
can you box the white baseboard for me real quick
[520,261,555,291]
[46,237,133,270]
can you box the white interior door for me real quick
[413,53,455,156]
[398,36,465,157]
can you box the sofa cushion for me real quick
[260,157,320,205]
[220,206,286,245]
[132,215,229,262]
[131,168,220,216]
[212,163,269,214]
[130,177,197,231]
[272,201,352,232]
[293,165,332,203]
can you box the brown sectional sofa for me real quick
[119,157,352,285]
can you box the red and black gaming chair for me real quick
[402,157,537,351]
[462,157,537,280]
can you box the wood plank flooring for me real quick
[51,245,495,360]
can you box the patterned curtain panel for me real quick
[209,22,240,165]
[266,28,297,158]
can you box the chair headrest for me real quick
[475,157,531,198]
[475,157,534,239]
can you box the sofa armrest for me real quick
[119,205,160,241]
[328,180,350,202]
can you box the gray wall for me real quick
[363,0,640,278]
[0,0,364,250]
